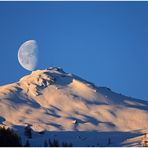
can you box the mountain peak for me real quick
[18,67,96,98]
[47,66,66,73]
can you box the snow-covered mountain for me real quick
[0,67,148,146]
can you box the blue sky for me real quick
[0,2,148,101]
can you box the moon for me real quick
[18,40,38,71]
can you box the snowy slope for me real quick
[0,67,147,146]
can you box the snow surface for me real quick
[0,67,147,146]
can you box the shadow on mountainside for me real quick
[10,124,143,147]
[44,71,73,86]
[0,116,5,124]
[40,130,142,147]
[97,87,148,111]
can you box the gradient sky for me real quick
[0,2,148,101]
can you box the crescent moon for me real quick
[18,40,38,71]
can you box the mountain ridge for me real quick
[0,67,147,146]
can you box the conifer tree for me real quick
[0,126,22,146]
[24,125,32,139]
[24,140,30,147]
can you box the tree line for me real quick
[0,126,72,147]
